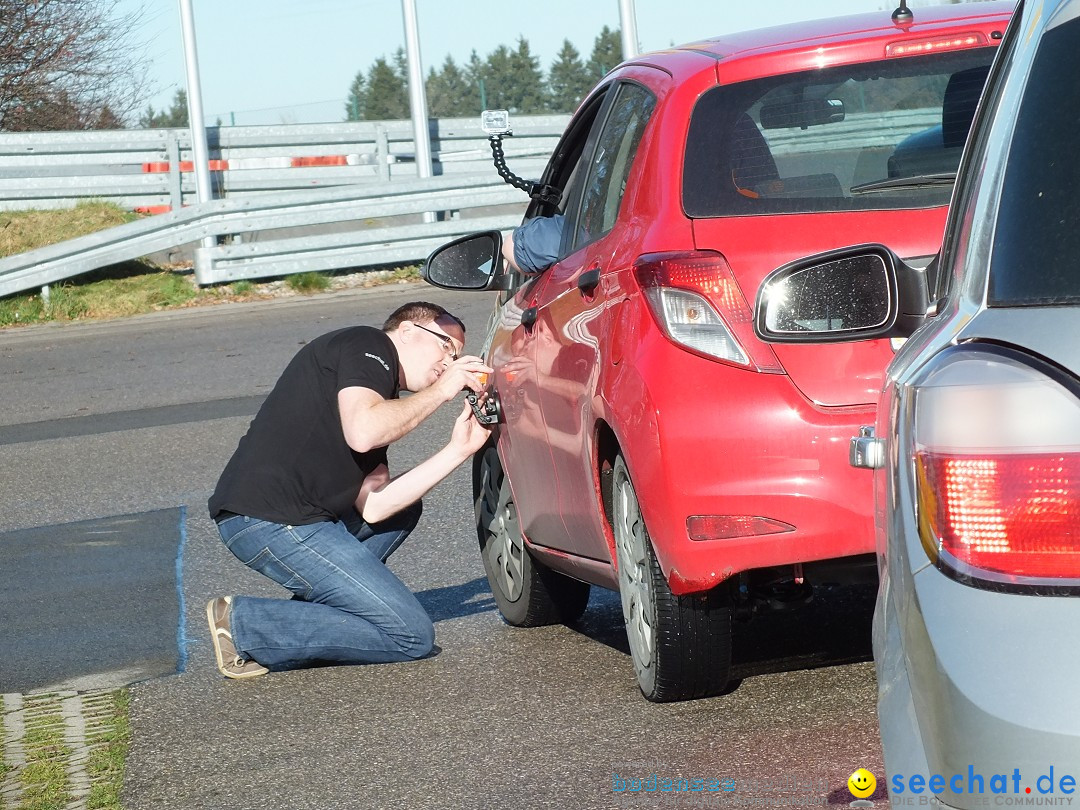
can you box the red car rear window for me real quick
[683,48,998,217]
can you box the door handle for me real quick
[578,268,601,293]
[521,306,538,328]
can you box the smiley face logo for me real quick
[848,768,876,799]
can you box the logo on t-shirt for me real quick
[365,352,390,371]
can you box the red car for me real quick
[424,2,1014,702]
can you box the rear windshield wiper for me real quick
[850,172,957,194]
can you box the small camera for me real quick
[465,381,501,425]
[480,109,512,136]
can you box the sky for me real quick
[121,0,912,126]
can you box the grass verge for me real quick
[0,261,423,330]
[0,689,131,810]
[286,271,332,293]
[19,700,70,810]
[1,698,10,803]
[85,691,130,810]
[0,264,199,327]
[0,202,138,259]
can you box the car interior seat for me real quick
[730,113,781,196]
[942,64,992,149]
[888,64,992,178]
[730,113,843,199]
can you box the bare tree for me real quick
[0,0,153,131]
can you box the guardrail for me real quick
[0,108,943,299]
[0,176,528,297]
[0,115,569,213]
[764,109,939,154]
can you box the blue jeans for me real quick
[214,503,433,670]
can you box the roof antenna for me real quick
[892,0,914,24]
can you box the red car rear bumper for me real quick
[604,332,877,596]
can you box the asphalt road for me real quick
[0,284,888,810]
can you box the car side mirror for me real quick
[754,244,929,344]
[423,231,507,291]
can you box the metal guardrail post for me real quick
[376,126,390,182]
[167,136,182,211]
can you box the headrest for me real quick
[942,65,992,150]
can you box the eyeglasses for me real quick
[414,323,459,361]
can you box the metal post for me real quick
[376,125,391,183]
[618,0,640,60]
[401,0,435,223]
[167,135,182,211]
[177,0,216,265]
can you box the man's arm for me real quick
[501,230,522,273]
[356,403,491,523]
[504,215,564,275]
[338,355,488,453]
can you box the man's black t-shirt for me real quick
[208,326,400,525]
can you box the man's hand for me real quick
[358,402,491,523]
[431,355,492,402]
[450,400,492,457]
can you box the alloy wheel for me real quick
[613,458,656,682]
[478,446,524,603]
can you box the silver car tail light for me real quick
[634,251,783,373]
[913,345,1080,591]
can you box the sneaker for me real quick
[206,596,269,679]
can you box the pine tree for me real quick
[508,38,546,114]
[364,57,408,120]
[465,50,488,110]
[7,90,84,131]
[548,40,593,113]
[94,105,123,129]
[139,89,189,128]
[393,47,409,85]
[344,71,367,121]
[587,25,623,81]
[481,45,514,111]
[426,56,477,117]
[481,39,545,114]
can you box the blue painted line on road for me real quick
[175,504,189,673]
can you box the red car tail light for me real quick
[913,346,1080,590]
[634,251,783,373]
[886,32,989,58]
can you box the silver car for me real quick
[754,0,1080,806]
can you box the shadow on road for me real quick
[415,576,497,623]
[567,582,877,682]
[420,572,876,688]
